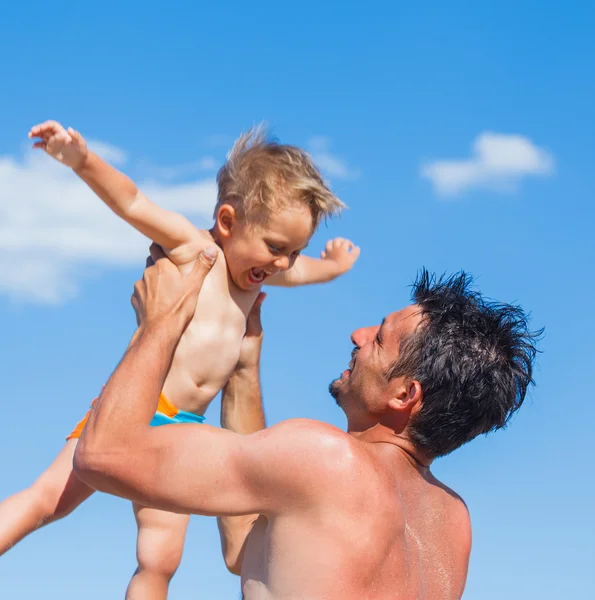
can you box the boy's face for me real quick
[221,203,314,290]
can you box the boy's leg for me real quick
[0,439,95,555]
[126,504,190,600]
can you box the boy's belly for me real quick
[161,318,244,416]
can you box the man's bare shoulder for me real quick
[259,419,352,450]
[428,472,469,511]
[251,419,360,480]
[427,472,472,539]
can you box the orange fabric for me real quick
[66,392,177,440]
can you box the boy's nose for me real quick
[274,256,291,270]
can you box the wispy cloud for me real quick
[0,145,217,303]
[420,132,555,197]
[308,136,360,180]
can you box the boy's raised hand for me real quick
[320,237,360,274]
[28,120,88,169]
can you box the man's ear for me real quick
[387,379,423,413]
[216,204,236,238]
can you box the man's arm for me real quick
[266,237,360,287]
[29,121,201,255]
[218,294,267,575]
[74,252,350,519]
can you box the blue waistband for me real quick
[150,410,205,427]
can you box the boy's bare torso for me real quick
[162,230,259,414]
[240,436,471,600]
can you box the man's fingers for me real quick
[130,280,142,312]
[149,243,167,263]
[245,292,266,335]
[252,292,266,314]
[197,245,218,268]
[189,245,218,284]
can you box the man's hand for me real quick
[236,292,266,370]
[29,120,88,169]
[320,237,360,275]
[131,242,218,332]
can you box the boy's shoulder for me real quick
[165,229,221,267]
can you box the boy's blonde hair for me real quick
[215,126,345,229]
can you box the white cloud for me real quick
[0,145,217,303]
[308,136,360,180]
[420,132,555,197]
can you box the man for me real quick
[74,246,539,599]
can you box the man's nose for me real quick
[274,256,291,270]
[350,325,378,347]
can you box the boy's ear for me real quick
[217,204,236,238]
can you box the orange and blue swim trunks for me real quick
[67,391,205,440]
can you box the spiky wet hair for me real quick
[388,269,542,457]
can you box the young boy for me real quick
[0,121,359,598]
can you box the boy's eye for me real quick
[267,243,281,254]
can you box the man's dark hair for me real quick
[388,269,542,458]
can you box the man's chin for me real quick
[328,378,343,407]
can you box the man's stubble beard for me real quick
[329,347,358,407]
[329,378,343,407]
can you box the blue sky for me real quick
[1,1,594,598]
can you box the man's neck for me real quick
[348,422,433,470]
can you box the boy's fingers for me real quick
[32,141,46,150]
[29,124,44,136]
[68,127,84,144]
[36,121,61,135]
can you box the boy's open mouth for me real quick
[248,268,267,284]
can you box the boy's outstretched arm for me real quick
[267,237,360,287]
[29,121,201,254]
